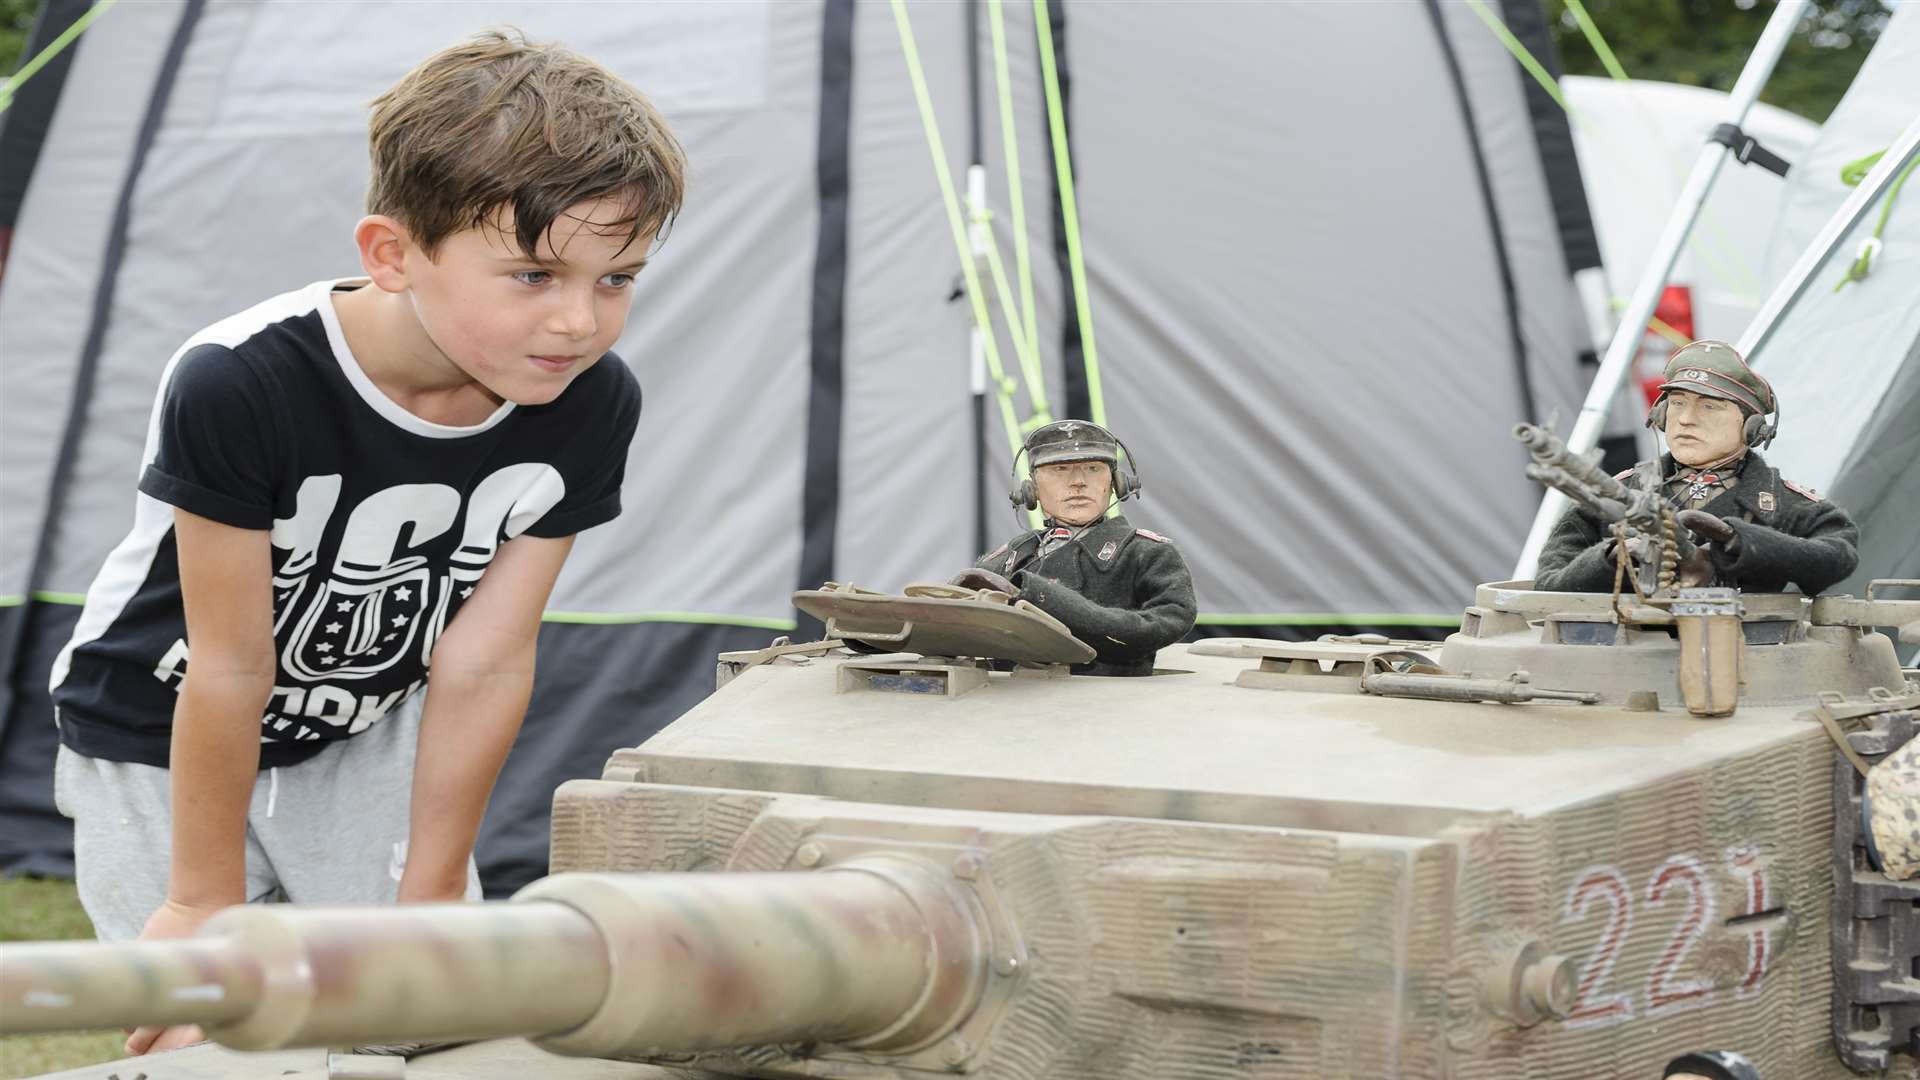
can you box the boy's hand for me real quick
[125,898,227,1054]
[396,870,473,904]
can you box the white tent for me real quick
[1750,2,1920,600]
[0,0,1596,888]
[1566,74,1818,345]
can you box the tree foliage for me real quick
[1546,0,1892,123]
[1,0,37,77]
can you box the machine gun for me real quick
[1513,421,1701,597]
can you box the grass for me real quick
[0,876,130,1079]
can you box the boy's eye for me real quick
[600,272,636,289]
[511,270,552,286]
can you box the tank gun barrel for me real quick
[0,899,610,1047]
[0,937,268,1033]
[0,859,987,1058]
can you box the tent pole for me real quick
[1511,0,1806,579]
[967,0,989,556]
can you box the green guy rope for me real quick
[989,0,1040,371]
[889,0,1026,464]
[1463,0,1569,112]
[1563,0,1630,84]
[983,231,1050,421]
[1833,148,1920,292]
[0,0,118,115]
[1032,0,1105,427]
[1463,0,1754,295]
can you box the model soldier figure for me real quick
[951,420,1196,676]
[1535,340,1858,596]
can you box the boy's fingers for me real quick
[152,1023,208,1052]
[126,1022,205,1055]
[126,1024,162,1055]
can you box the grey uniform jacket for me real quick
[976,513,1197,676]
[1534,452,1859,596]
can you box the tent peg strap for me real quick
[1709,123,1791,178]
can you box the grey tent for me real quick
[0,0,1595,890]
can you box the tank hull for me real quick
[545,638,1881,1078]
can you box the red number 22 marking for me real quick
[1563,866,1634,1027]
[1646,855,1715,1014]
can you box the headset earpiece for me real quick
[1750,374,1780,448]
[1646,396,1667,431]
[1010,477,1038,510]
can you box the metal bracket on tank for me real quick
[715,636,850,690]
[1186,635,1437,693]
[838,658,991,698]
[1827,690,1920,1071]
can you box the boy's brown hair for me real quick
[366,29,686,260]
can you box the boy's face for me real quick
[402,196,651,405]
[1661,389,1747,467]
[1034,460,1112,527]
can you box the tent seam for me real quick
[1423,0,1539,424]
[795,0,855,633]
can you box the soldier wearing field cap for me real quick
[950,420,1196,676]
[1535,339,1858,595]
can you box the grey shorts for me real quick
[54,693,481,941]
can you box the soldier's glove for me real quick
[1676,509,1741,554]
[948,568,1020,597]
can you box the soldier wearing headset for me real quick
[1535,339,1859,596]
[950,420,1196,677]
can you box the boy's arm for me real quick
[400,532,576,901]
[127,510,274,1056]
[166,509,277,914]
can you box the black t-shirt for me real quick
[51,279,641,767]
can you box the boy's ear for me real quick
[355,215,415,292]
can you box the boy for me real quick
[47,30,685,1053]
[951,420,1196,675]
[1534,340,1857,595]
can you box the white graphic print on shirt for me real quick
[149,464,565,740]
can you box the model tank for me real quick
[6,555,1920,1078]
